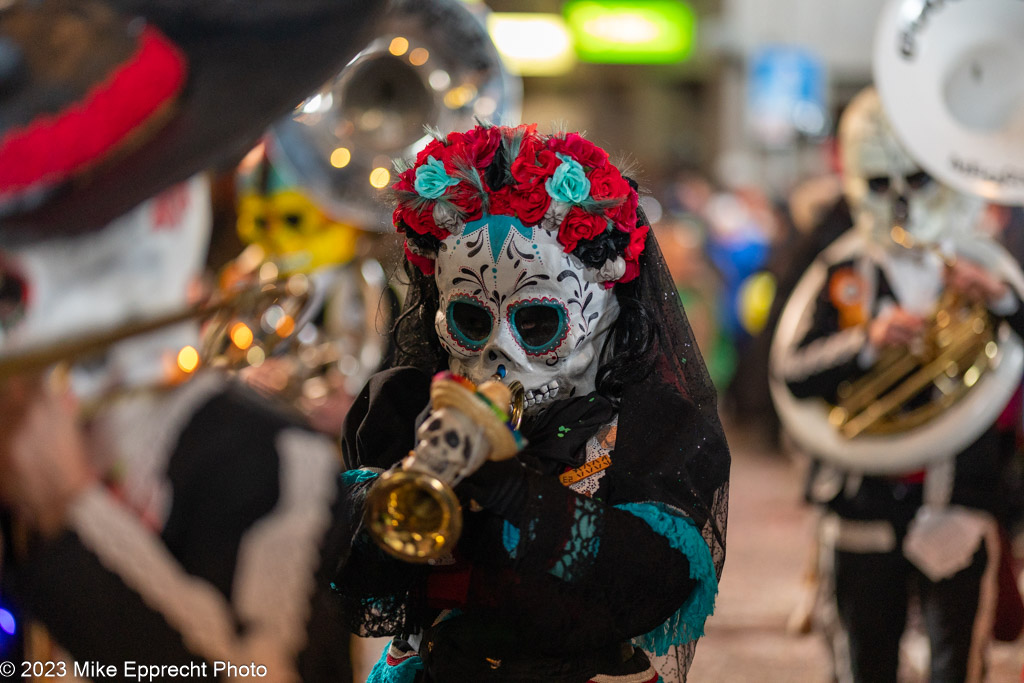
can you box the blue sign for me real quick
[748,45,827,147]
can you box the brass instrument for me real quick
[827,225,1000,439]
[0,273,311,383]
[266,0,521,231]
[769,228,1024,474]
[829,289,996,439]
[365,374,524,563]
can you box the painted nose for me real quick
[891,193,909,224]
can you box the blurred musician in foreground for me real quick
[776,87,1024,682]
[332,124,730,682]
[231,149,395,438]
[0,0,381,678]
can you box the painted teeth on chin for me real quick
[523,380,560,407]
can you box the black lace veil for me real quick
[389,206,729,574]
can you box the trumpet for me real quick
[365,372,524,563]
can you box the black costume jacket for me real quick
[334,367,728,683]
[5,373,351,682]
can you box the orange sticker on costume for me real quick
[829,268,867,328]
[559,455,612,486]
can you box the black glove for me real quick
[456,457,530,520]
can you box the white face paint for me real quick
[0,176,212,391]
[433,215,619,412]
[840,88,983,246]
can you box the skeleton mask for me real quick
[433,219,619,412]
[0,176,211,393]
[839,87,983,246]
[393,125,647,412]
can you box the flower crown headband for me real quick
[392,124,648,285]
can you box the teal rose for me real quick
[414,157,460,199]
[545,153,591,204]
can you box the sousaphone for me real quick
[874,0,1024,204]
[265,0,522,231]
[769,228,1024,473]
[769,0,1024,473]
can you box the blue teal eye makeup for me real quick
[509,299,568,355]
[446,296,493,350]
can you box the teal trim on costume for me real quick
[341,469,380,486]
[502,521,520,558]
[615,501,717,655]
[549,497,602,581]
[366,643,423,683]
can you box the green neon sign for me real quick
[564,0,697,64]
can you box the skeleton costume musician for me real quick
[776,88,1024,682]
[334,124,730,683]
[0,0,381,679]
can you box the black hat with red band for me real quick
[0,0,384,239]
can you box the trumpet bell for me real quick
[365,468,463,563]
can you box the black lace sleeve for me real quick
[460,472,698,653]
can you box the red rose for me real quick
[404,241,435,276]
[392,167,416,193]
[447,183,484,222]
[511,140,560,188]
[609,189,639,232]
[438,140,468,173]
[415,138,447,166]
[445,125,502,172]
[395,203,447,240]
[507,182,551,226]
[624,222,649,261]
[588,164,630,201]
[619,258,640,284]
[466,125,503,170]
[549,133,608,171]
[488,186,515,216]
[557,206,608,253]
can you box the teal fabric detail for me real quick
[615,501,717,654]
[463,213,534,263]
[366,642,423,683]
[549,497,602,581]
[341,469,380,486]
[414,157,460,199]
[502,521,520,558]
[545,153,591,204]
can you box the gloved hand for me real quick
[456,457,530,520]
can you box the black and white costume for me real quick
[780,242,1024,682]
[6,374,352,681]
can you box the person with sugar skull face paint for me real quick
[775,87,1024,682]
[333,124,730,683]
